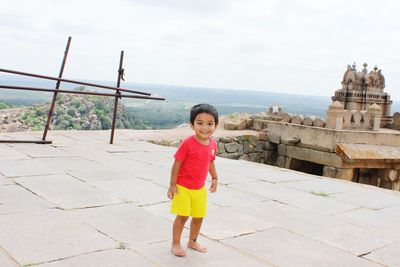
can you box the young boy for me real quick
[167,103,219,257]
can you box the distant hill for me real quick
[1,75,399,128]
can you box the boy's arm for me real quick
[167,159,182,199]
[209,161,218,193]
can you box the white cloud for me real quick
[1,0,400,100]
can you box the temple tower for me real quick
[331,63,392,127]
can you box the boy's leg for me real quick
[187,217,207,253]
[172,215,189,257]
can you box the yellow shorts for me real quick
[170,184,207,218]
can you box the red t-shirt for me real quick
[174,135,217,189]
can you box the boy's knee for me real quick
[177,215,189,223]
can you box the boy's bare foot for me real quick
[171,243,186,257]
[187,240,207,253]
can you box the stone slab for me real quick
[90,178,167,206]
[0,173,13,186]
[37,249,158,267]
[69,204,172,246]
[222,228,381,267]
[215,170,259,185]
[0,144,30,160]
[0,209,117,265]
[35,156,109,172]
[11,144,71,158]
[15,174,123,209]
[335,208,400,239]
[380,204,400,218]
[134,239,272,267]
[235,201,396,256]
[364,241,400,267]
[208,185,267,207]
[58,146,121,161]
[0,249,18,267]
[200,204,276,240]
[114,151,174,167]
[0,159,61,178]
[229,181,359,215]
[331,187,400,209]
[219,161,314,183]
[280,177,359,194]
[67,168,137,182]
[0,185,54,214]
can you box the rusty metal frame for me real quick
[0,37,164,144]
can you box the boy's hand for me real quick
[167,184,178,199]
[209,179,218,193]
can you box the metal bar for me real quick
[42,36,72,141]
[0,68,151,96]
[0,85,165,100]
[0,140,52,144]
[110,50,124,144]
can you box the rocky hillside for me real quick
[0,89,147,132]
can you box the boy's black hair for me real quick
[190,103,219,125]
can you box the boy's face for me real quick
[190,112,217,142]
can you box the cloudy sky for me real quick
[1,0,400,99]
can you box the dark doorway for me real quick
[288,158,324,176]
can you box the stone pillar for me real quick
[323,166,354,181]
[367,103,382,131]
[326,101,345,130]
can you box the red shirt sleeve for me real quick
[174,139,189,162]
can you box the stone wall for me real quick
[216,134,277,164]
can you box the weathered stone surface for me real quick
[256,131,267,141]
[281,137,300,145]
[224,142,239,153]
[70,204,172,246]
[266,130,280,144]
[276,155,287,168]
[303,116,315,126]
[239,154,249,161]
[0,210,117,265]
[331,188,400,210]
[243,141,256,153]
[263,141,275,150]
[0,159,61,178]
[15,174,123,209]
[335,208,400,239]
[218,141,225,153]
[38,249,158,267]
[134,239,271,267]
[365,241,400,267]
[313,117,326,128]
[277,144,287,156]
[226,153,240,160]
[291,115,304,125]
[254,141,264,152]
[249,153,261,162]
[229,181,358,215]
[220,136,232,143]
[222,228,380,267]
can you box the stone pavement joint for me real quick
[0,130,399,267]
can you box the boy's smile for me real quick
[190,112,217,144]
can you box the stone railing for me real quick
[216,134,277,164]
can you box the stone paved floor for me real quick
[0,130,399,267]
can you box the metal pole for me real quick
[42,36,72,141]
[110,51,124,144]
[0,85,165,100]
[0,68,151,96]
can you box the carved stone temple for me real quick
[332,63,392,127]
[230,63,400,191]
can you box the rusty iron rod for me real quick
[42,36,72,141]
[0,68,151,96]
[0,140,52,144]
[110,50,124,144]
[0,85,165,100]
